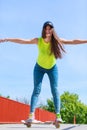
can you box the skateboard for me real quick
[21,120,60,128]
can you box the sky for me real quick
[0,0,87,106]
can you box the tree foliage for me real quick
[0,94,10,99]
[61,91,87,124]
[40,91,87,124]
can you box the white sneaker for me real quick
[56,113,64,123]
[56,117,63,123]
[21,118,41,124]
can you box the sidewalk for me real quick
[0,124,87,130]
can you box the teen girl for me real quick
[0,21,87,123]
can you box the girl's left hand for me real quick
[0,39,6,43]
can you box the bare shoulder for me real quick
[33,38,38,43]
[28,37,38,44]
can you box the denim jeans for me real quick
[30,63,60,114]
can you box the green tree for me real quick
[40,91,87,124]
[0,94,10,98]
[40,98,55,112]
[60,91,87,124]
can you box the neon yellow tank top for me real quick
[37,37,56,69]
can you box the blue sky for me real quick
[0,0,87,105]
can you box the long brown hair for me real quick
[41,23,65,59]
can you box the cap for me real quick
[43,21,54,28]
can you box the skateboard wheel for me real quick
[25,122,31,128]
[27,123,31,128]
[55,123,60,128]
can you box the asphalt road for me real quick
[0,124,87,130]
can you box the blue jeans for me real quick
[30,63,60,114]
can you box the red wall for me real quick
[35,108,56,122]
[0,96,56,123]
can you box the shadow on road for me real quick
[62,125,80,130]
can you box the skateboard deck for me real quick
[21,120,60,128]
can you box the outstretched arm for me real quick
[0,38,38,44]
[60,38,87,45]
[51,28,87,45]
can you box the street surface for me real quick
[0,124,87,130]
